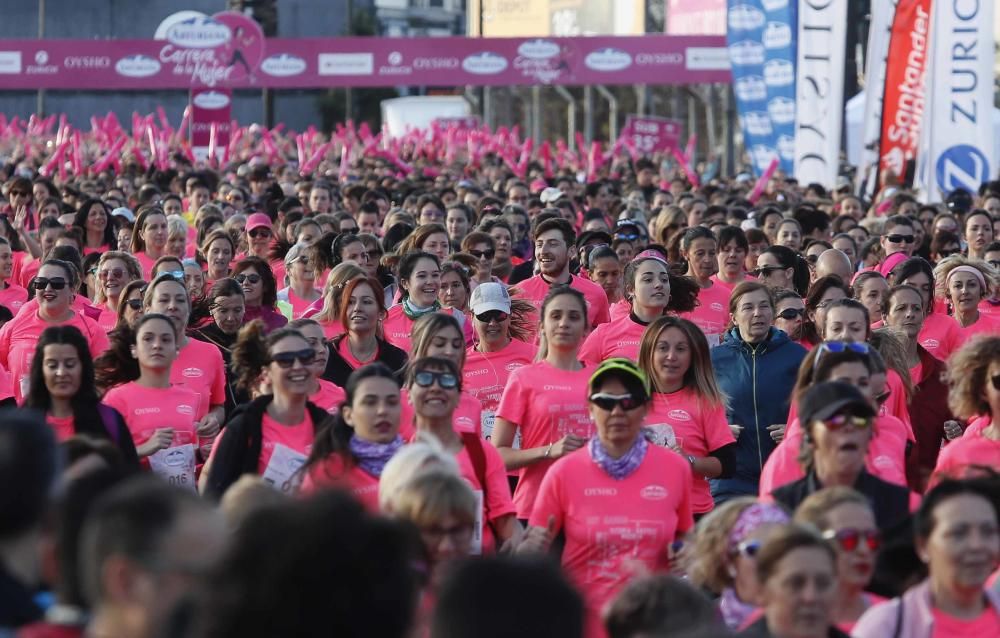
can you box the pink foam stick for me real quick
[304,141,333,174]
[147,126,160,170]
[91,134,128,174]
[177,106,191,141]
[671,145,700,188]
[338,143,349,182]
[295,134,306,169]
[273,122,285,134]
[38,140,70,177]
[748,157,779,204]
[208,122,218,168]
[683,133,697,165]
[156,106,170,131]
[71,131,83,176]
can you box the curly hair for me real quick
[945,334,1000,419]
[686,497,760,593]
[932,254,999,302]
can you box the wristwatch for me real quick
[686,454,696,467]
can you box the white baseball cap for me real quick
[469,282,511,315]
[540,187,565,204]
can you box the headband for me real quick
[946,265,986,290]
[631,249,668,264]
[727,502,789,553]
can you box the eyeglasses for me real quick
[885,234,915,244]
[235,273,262,285]
[475,310,508,324]
[751,265,784,277]
[469,249,495,260]
[125,298,143,310]
[822,528,881,552]
[413,370,458,389]
[589,392,645,412]
[248,228,272,239]
[32,277,67,291]
[271,348,316,368]
[98,268,126,280]
[776,307,805,320]
[819,414,873,431]
[735,539,762,558]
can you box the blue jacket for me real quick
[709,327,806,502]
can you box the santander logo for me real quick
[641,485,669,501]
[667,409,692,422]
[182,367,204,379]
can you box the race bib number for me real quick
[470,489,484,555]
[261,443,308,494]
[481,410,521,448]
[148,444,197,493]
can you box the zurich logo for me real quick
[935,145,990,194]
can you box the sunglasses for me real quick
[616,233,639,242]
[776,307,805,320]
[819,414,873,431]
[735,539,762,558]
[822,528,881,552]
[938,249,960,258]
[271,348,316,369]
[365,249,382,261]
[806,254,820,265]
[98,267,126,280]
[10,190,30,197]
[248,228,272,239]
[475,310,508,324]
[125,298,143,310]
[159,270,184,280]
[235,273,262,285]
[752,265,784,277]
[32,277,67,291]
[413,370,458,389]
[469,249,496,260]
[814,341,869,369]
[589,392,645,412]
[886,234,915,244]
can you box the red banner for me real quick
[190,88,232,163]
[878,0,933,186]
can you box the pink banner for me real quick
[190,88,232,162]
[620,115,683,154]
[0,35,729,89]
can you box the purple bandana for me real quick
[719,587,758,630]
[588,435,648,480]
[349,434,404,477]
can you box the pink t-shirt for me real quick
[133,251,158,280]
[954,313,1000,346]
[96,307,119,332]
[282,288,322,319]
[0,310,109,403]
[462,339,536,440]
[311,378,347,414]
[513,273,611,338]
[530,444,694,638]
[257,410,316,478]
[301,453,381,511]
[931,604,1000,637]
[919,312,964,362]
[320,318,345,340]
[17,259,40,289]
[931,427,1000,486]
[47,414,76,442]
[495,361,592,518]
[978,298,1000,318]
[399,389,482,439]
[680,281,731,347]
[579,315,647,364]
[608,299,630,322]
[170,338,226,418]
[710,273,750,292]
[455,440,517,554]
[0,282,27,315]
[643,388,734,514]
[382,306,471,354]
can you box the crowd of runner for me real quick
[0,121,998,638]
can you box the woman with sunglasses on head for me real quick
[933,255,1000,343]
[151,255,185,282]
[72,198,115,255]
[688,498,791,630]
[129,206,169,279]
[97,313,205,488]
[406,355,520,554]
[773,289,807,345]
[888,257,963,362]
[190,278,248,416]
[492,286,594,521]
[580,252,698,364]
[323,275,408,387]
[300,363,403,510]
[637,316,736,516]
[288,318,345,413]
[142,274,226,440]
[770,381,910,532]
[23,325,138,466]
[0,259,109,404]
[678,227,730,346]
[793,487,884,633]
[276,242,322,319]
[934,335,1000,484]
[91,251,142,331]
[231,256,288,333]
[755,245,811,297]
[203,320,332,497]
[522,358,694,638]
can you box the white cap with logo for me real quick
[469,282,511,315]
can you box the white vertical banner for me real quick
[794,0,848,188]
[857,0,898,197]
[915,0,995,202]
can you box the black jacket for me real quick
[772,470,911,532]
[190,324,248,419]
[739,617,849,638]
[0,562,41,630]
[508,260,535,285]
[203,395,332,498]
[321,335,408,388]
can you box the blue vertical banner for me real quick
[761,0,796,174]
[727,1,778,175]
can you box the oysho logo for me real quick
[193,91,230,109]
[728,5,766,31]
[135,407,162,415]
[462,52,508,75]
[768,97,795,124]
[763,59,794,86]
[584,48,632,72]
[584,487,618,497]
[728,40,765,66]
[667,409,692,422]
[763,22,792,49]
[936,145,990,194]
[640,485,668,501]
[260,53,307,77]
[166,17,231,49]
[115,55,161,78]
[543,384,572,391]
[176,404,195,416]
[64,56,111,69]
[735,76,767,102]
[518,39,560,60]
[181,367,205,379]
[413,56,460,69]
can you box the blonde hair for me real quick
[793,486,871,532]
[313,262,366,324]
[388,470,477,529]
[870,327,913,402]
[945,334,1000,419]
[638,316,724,408]
[167,215,188,239]
[687,497,759,593]
[93,251,143,305]
[378,433,460,512]
[932,254,999,301]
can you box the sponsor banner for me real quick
[190,87,231,161]
[434,115,482,130]
[619,115,683,153]
[857,0,898,198]
[665,0,727,35]
[877,0,932,190]
[794,0,847,187]
[915,0,994,202]
[727,0,778,174]
[0,35,728,89]
[761,0,797,174]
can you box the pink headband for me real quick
[947,265,986,290]
[632,249,668,264]
[727,502,789,552]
